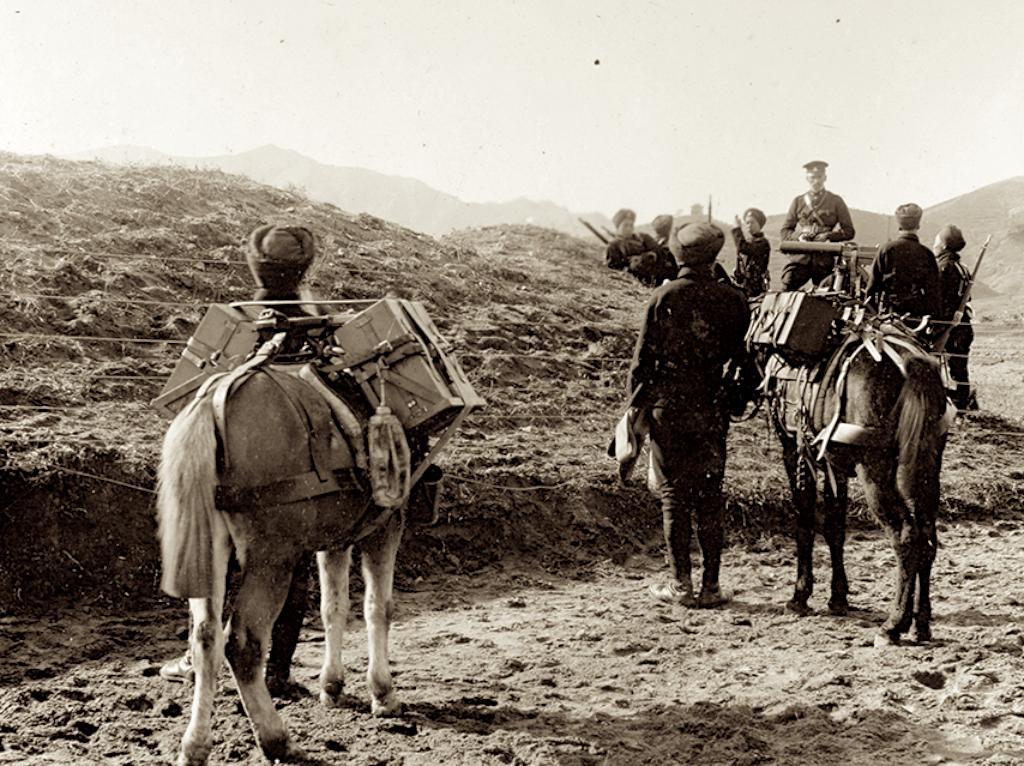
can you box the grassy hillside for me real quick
[0,152,657,610]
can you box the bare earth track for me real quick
[1,154,1023,764]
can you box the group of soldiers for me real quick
[609,159,978,607]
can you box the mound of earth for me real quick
[1,152,1022,615]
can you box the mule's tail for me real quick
[157,396,226,598]
[894,355,946,478]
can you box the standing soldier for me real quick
[780,160,855,290]
[865,203,941,323]
[629,223,751,608]
[731,207,771,297]
[934,224,975,409]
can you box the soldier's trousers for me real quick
[945,324,974,409]
[781,254,835,291]
[649,406,728,589]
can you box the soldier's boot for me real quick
[648,579,696,607]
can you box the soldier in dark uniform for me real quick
[606,208,670,287]
[731,207,771,297]
[780,161,856,290]
[630,223,751,608]
[649,214,683,285]
[934,224,975,409]
[865,203,941,323]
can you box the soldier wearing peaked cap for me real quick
[865,203,941,323]
[780,161,856,290]
[629,223,753,609]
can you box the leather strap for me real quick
[215,467,361,511]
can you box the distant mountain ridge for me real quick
[72,144,615,239]
[73,145,1023,304]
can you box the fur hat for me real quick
[652,214,674,239]
[246,225,315,292]
[895,203,923,230]
[675,223,725,265]
[936,224,966,253]
[743,208,767,228]
[612,208,637,228]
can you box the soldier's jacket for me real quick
[730,227,771,295]
[780,190,855,252]
[936,250,972,323]
[865,233,941,319]
[628,265,750,411]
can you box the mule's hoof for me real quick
[827,599,849,616]
[371,693,402,717]
[178,743,212,766]
[785,599,810,617]
[262,736,305,763]
[319,680,345,708]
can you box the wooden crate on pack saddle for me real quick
[152,303,266,417]
[746,290,840,360]
[328,298,485,436]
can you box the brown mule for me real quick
[767,332,949,646]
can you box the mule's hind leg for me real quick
[317,547,353,707]
[912,512,937,643]
[179,532,230,766]
[856,457,918,645]
[360,511,404,716]
[823,474,850,616]
[224,558,304,762]
[907,463,942,643]
[781,439,817,615]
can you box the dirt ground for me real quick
[3,155,1024,765]
[2,515,1024,766]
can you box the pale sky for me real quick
[3,0,1023,220]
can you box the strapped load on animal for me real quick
[746,290,841,363]
[153,297,484,517]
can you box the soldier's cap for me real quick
[652,214,674,238]
[936,223,966,253]
[803,160,829,172]
[246,224,316,289]
[612,208,637,227]
[895,203,923,230]
[743,208,767,227]
[675,222,725,265]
